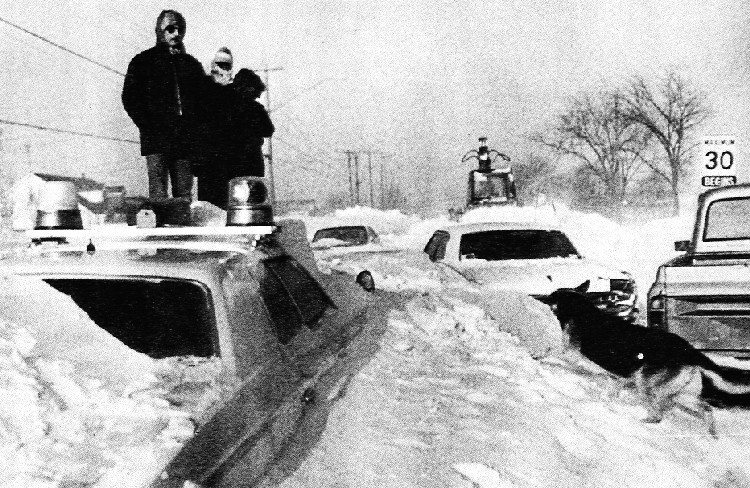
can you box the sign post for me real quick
[699,136,737,188]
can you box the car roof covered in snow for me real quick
[438,221,563,236]
[0,235,273,285]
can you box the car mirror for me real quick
[674,240,690,252]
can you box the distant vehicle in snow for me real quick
[309,225,383,291]
[10,178,372,487]
[424,221,638,321]
[648,183,750,356]
[311,225,380,249]
[450,137,518,219]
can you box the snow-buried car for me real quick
[424,221,638,321]
[2,178,372,487]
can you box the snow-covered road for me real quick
[269,286,750,488]
[3,202,750,487]
[267,205,750,488]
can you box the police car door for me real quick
[159,263,305,487]
[259,255,340,379]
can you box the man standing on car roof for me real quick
[122,10,208,200]
[194,47,236,208]
[229,68,275,178]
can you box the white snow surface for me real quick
[1,202,748,487]
[0,275,231,487]
[281,204,750,488]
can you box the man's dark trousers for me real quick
[146,153,193,199]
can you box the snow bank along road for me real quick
[4,203,750,487]
[275,206,750,488]
[266,282,750,488]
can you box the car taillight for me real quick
[647,295,666,329]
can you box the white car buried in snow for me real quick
[310,225,381,249]
[424,221,638,321]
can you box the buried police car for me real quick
[10,177,373,487]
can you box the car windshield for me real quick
[312,226,368,245]
[459,229,580,260]
[704,197,750,241]
[44,277,217,358]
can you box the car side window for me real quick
[259,256,333,344]
[259,264,302,344]
[424,231,450,262]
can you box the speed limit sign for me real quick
[700,136,737,187]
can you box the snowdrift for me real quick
[0,275,231,487]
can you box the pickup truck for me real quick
[647,183,750,356]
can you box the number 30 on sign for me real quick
[701,136,737,187]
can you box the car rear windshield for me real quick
[312,226,368,245]
[471,172,513,201]
[44,278,217,359]
[704,197,750,241]
[459,230,579,260]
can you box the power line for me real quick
[0,118,138,144]
[338,149,393,208]
[274,125,338,165]
[271,78,332,113]
[272,136,341,177]
[0,15,125,77]
[274,115,341,159]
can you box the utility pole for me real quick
[359,150,391,209]
[345,151,354,204]
[251,66,283,204]
[362,150,375,206]
[380,157,385,209]
[341,149,391,207]
[0,128,4,182]
[353,152,361,205]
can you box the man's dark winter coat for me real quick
[228,97,275,178]
[122,44,208,156]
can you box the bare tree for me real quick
[533,88,650,213]
[513,153,557,205]
[623,70,710,215]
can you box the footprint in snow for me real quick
[453,462,513,488]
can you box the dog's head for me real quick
[543,280,597,326]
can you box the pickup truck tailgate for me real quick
[666,263,750,351]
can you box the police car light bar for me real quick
[23,239,263,255]
[27,225,276,242]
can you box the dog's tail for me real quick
[693,352,750,406]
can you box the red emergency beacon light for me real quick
[34,181,84,230]
[226,176,274,226]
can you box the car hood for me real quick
[459,257,629,295]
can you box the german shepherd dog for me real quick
[546,281,750,438]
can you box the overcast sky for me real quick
[1,1,748,208]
